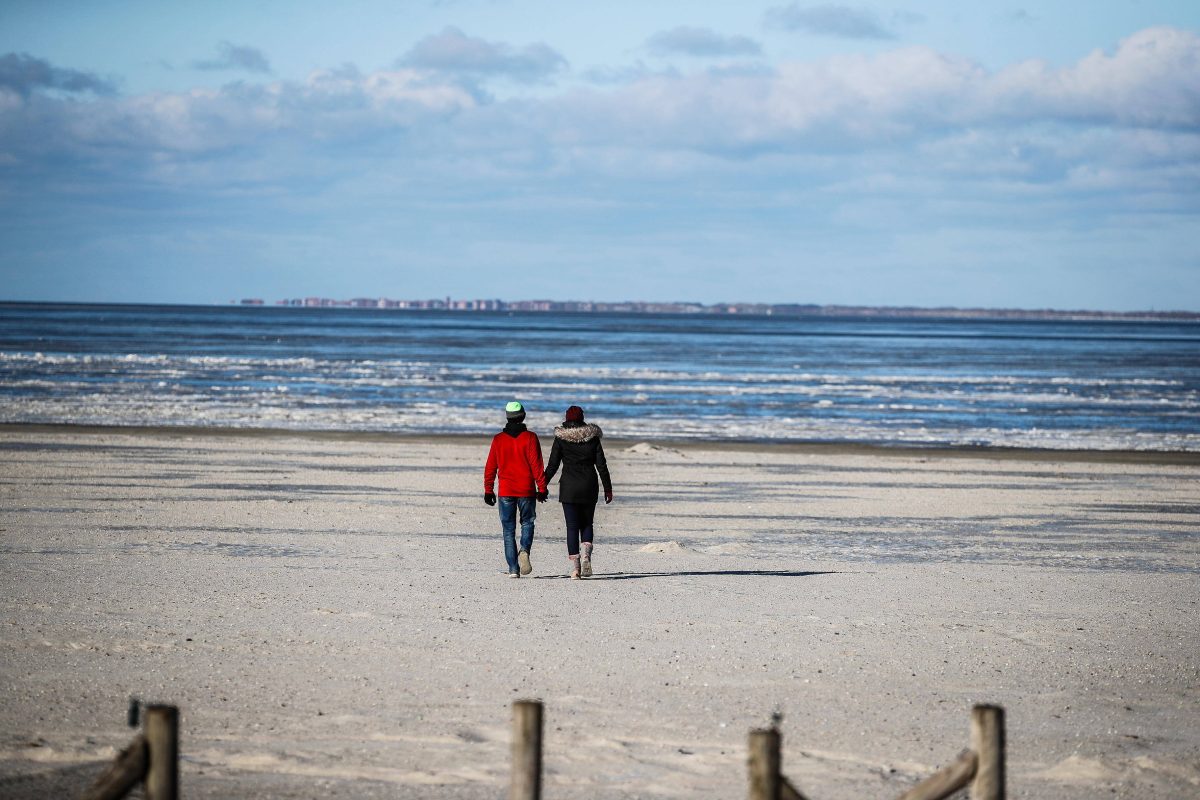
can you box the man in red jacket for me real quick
[484,401,548,577]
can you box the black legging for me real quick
[562,502,596,556]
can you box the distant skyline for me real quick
[225,295,1199,319]
[1,2,1199,310]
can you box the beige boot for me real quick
[569,555,581,580]
[580,542,593,577]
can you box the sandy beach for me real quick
[0,425,1197,799]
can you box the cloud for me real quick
[646,26,763,58]
[581,61,676,86]
[0,53,115,97]
[398,27,566,84]
[192,42,272,73]
[1,27,1197,196]
[552,26,1200,157]
[766,4,895,39]
[986,26,1200,129]
[0,64,477,170]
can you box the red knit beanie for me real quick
[565,405,584,423]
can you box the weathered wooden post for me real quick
[897,750,978,800]
[80,736,147,800]
[511,700,543,800]
[969,705,1004,800]
[144,705,179,800]
[748,728,781,800]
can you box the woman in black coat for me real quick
[544,405,613,579]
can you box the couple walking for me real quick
[483,401,613,579]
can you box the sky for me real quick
[1,1,1198,310]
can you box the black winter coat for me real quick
[545,423,612,504]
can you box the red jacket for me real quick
[484,427,547,497]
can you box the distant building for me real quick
[251,295,1197,322]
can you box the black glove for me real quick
[604,490,613,504]
[536,490,548,502]
[484,493,496,506]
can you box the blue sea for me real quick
[1,303,1198,450]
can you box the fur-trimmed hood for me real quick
[554,423,602,443]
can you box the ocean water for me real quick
[1,303,1198,450]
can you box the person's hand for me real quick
[484,493,496,506]
[604,490,613,504]
[536,490,548,503]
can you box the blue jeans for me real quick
[498,496,536,573]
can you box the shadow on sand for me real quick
[535,569,838,581]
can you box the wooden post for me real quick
[898,749,977,800]
[969,705,1004,800]
[511,700,543,800]
[144,705,179,800]
[748,728,781,800]
[781,775,812,800]
[81,735,147,800]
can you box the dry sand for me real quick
[0,426,1197,799]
